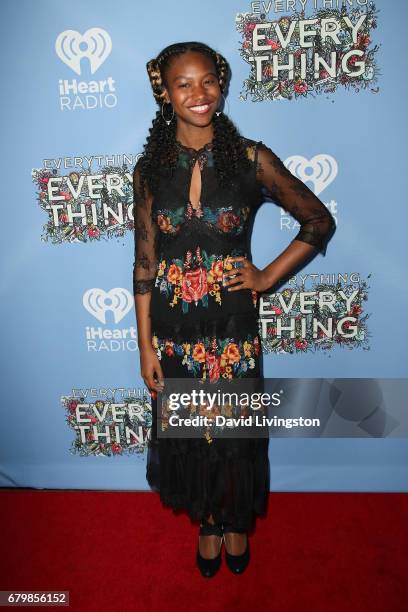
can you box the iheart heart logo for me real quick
[55,28,112,75]
[83,288,133,324]
[286,154,338,196]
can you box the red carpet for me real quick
[1,491,407,611]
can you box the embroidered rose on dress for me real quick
[182,268,208,304]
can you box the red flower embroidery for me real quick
[218,211,241,233]
[182,268,208,303]
[206,353,221,383]
[164,342,175,357]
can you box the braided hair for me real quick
[137,41,251,197]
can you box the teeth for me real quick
[190,104,209,111]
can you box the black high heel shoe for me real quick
[196,518,224,578]
[223,524,250,574]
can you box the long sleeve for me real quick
[132,160,159,295]
[255,141,336,255]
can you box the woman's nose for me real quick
[191,84,207,98]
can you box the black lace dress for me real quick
[132,136,335,530]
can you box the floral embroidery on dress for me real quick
[202,205,250,235]
[156,204,251,236]
[156,206,185,234]
[155,246,258,312]
[156,246,222,311]
[152,332,261,383]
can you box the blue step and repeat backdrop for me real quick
[1,0,407,491]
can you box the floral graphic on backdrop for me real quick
[259,275,371,354]
[63,394,152,456]
[32,164,134,244]
[236,3,380,101]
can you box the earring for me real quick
[161,102,174,125]
[215,93,226,116]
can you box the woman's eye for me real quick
[179,80,215,88]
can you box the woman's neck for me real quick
[175,125,214,150]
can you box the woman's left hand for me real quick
[223,256,271,293]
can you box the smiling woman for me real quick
[132,41,335,578]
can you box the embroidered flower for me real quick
[167,263,182,285]
[217,210,241,233]
[151,333,259,382]
[223,342,241,365]
[210,259,223,282]
[182,268,208,304]
[206,353,221,383]
[192,342,206,363]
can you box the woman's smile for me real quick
[188,102,213,115]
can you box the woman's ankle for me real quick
[223,531,247,556]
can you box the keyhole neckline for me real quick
[175,139,214,155]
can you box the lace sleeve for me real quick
[132,160,159,295]
[255,141,336,255]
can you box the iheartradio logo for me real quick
[55,28,117,110]
[83,288,138,353]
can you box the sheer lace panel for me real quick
[255,141,336,255]
[132,161,159,295]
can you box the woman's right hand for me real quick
[139,344,165,394]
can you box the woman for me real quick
[132,41,336,577]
